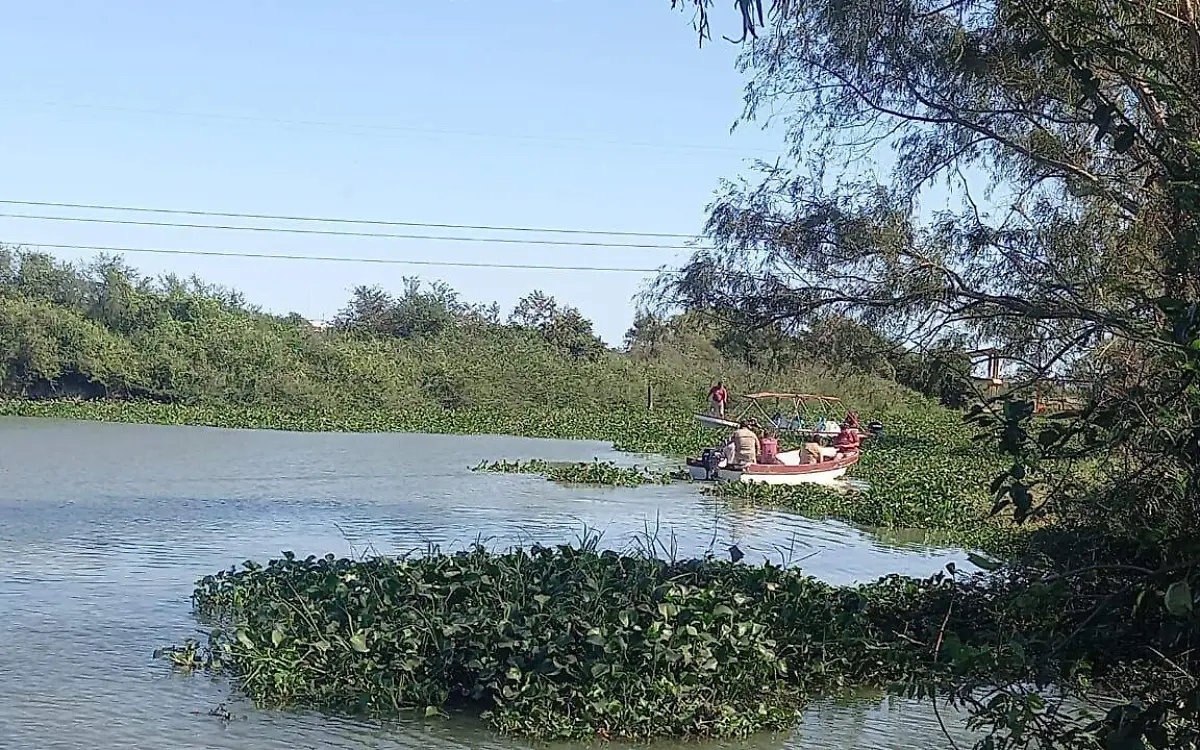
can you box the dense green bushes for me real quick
[0,247,926,427]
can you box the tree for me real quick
[796,314,897,377]
[623,311,671,358]
[333,277,497,340]
[509,291,605,360]
[663,1,1200,747]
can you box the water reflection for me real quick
[1,417,973,749]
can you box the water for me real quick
[0,417,979,749]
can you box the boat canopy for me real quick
[695,391,849,435]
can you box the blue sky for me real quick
[0,1,801,344]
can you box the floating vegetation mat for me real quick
[158,543,1024,741]
[472,458,687,486]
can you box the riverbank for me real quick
[0,397,714,454]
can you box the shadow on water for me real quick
[0,416,976,750]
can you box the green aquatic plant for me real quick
[473,458,681,487]
[709,481,1030,557]
[471,458,553,475]
[166,545,942,739]
[165,542,1177,742]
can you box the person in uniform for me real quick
[729,420,761,468]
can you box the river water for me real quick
[0,417,979,750]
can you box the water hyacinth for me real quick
[166,542,992,741]
[472,458,684,486]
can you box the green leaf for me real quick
[1019,37,1048,58]
[586,630,607,647]
[314,639,331,652]
[270,628,284,647]
[349,632,370,653]
[1037,427,1062,447]
[1009,484,1034,519]
[712,604,735,618]
[424,705,441,718]
[989,473,1007,495]
[1164,581,1193,617]
[236,630,254,649]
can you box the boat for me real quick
[686,448,860,485]
[687,391,873,485]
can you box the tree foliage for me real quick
[0,245,930,422]
[334,277,499,340]
[509,290,606,360]
[665,0,1200,747]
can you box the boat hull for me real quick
[719,464,848,485]
[685,451,859,486]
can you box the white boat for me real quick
[686,449,860,485]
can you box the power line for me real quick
[10,241,673,274]
[0,213,701,251]
[0,199,699,240]
[6,99,777,156]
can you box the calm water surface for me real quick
[0,417,978,750]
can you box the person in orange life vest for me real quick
[708,381,728,418]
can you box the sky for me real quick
[0,1,802,344]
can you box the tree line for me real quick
[0,246,960,412]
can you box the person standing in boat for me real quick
[708,381,728,418]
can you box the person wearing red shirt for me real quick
[834,418,862,455]
[708,381,728,418]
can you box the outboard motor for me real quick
[701,447,721,480]
[867,419,885,436]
